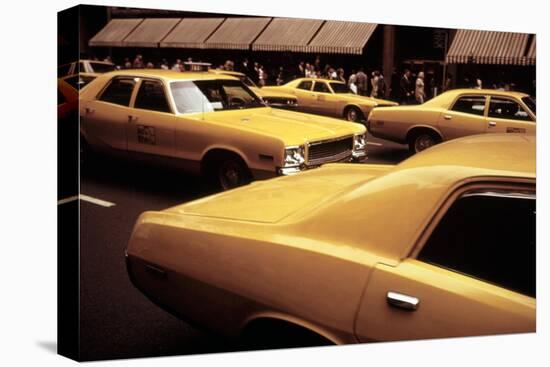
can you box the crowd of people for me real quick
[95,54,529,104]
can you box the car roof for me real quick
[209,69,245,77]
[439,88,530,99]
[305,133,535,262]
[292,77,344,84]
[98,69,238,82]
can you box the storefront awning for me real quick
[121,18,181,47]
[204,17,272,50]
[89,18,144,47]
[252,18,324,52]
[160,18,225,48]
[524,36,536,65]
[446,29,529,65]
[306,21,377,55]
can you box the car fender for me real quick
[405,124,445,143]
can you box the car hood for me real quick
[165,164,392,223]
[199,107,365,146]
[251,87,296,100]
[342,94,398,106]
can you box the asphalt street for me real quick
[66,133,409,361]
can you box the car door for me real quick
[82,76,137,151]
[126,78,176,157]
[355,184,535,342]
[437,94,488,140]
[311,81,334,116]
[486,96,536,135]
[293,80,315,113]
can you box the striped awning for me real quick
[121,18,181,47]
[204,17,272,50]
[306,21,377,55]
[524,35,536,65]
[446,29,529,65]
[160,18,225,48]
[89,18,143,47]
[252,18,324,52]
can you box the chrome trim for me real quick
[462,190,535,200]
[308,134,354,147]
[387,291,419,311]
[307,150,353,166]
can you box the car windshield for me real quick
[239,75,257,88]
[89,62,116,73]
[330,82,351,94]
[170,79,265,114]
[522,96,536,116]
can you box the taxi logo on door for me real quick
[137,125,156,145]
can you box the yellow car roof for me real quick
[101,69,238,82]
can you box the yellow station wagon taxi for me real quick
[79,70,367,190]
[262,77,397,123]
[367,88,536,153]
[126,134,535,348]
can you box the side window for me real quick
[488,97,533,121]
[451,96,486,116]
[313,81,330,93]
[78,62,86,73]
[134,80,171,113]
[99,77,136,106]
[418,189,535,297]
[297,81,313,91]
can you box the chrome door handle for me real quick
[443,114,452,120]
[387,291,419,311]
[85,107,95,114]
[128,115,138,122]
[488,121,497,127]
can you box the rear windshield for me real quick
[89,62,116,73]
[522,96,536,116]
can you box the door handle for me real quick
[488,121,497,127]
[85,107,95,114]
[387,291,419,311]
[443,114,452,120]
[128,115,138,122]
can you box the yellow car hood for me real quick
[166,164,392,223]
[251,87,296,100]
[200,108,364,146]
[343,94,397,106]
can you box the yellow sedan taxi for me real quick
[79,70,367,190]
[209,69,298,109]
[367,88,536,153]
[126,134,535,348]
[262,77,397,123]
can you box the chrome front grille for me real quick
[307,136,353,165]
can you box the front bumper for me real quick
[277,150,366,176]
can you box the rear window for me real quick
[522,96,536,116]
[89,62,116,73]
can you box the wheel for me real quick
[409,131,439,153]
[217,157,251,190]
[345,106,364,123]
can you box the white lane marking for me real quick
[57,194,116,207]
[367,142,383,146]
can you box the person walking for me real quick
[370,70,380,98]
[400,69,414,104]
[415,71,426,104]
[356,68,368,96]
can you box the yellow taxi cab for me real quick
[126,133,535,348]
[209,69,298,109]
[79,70,367,190]
[367,88,536,153]
[262,77,397,123]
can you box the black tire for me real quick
[213,156,251,191]
[408,130,440,154]
[344,106,364,123]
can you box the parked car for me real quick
[58,59,116,77]
[209,69,298,109]
[367,89,536,153]
[126,133,535,348]
[79,70,367,190]
[262,77,397,123]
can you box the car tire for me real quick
[344,106,364,123]
[216,157,252,191]
[408,130,440,154]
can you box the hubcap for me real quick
[347,109,358,121]
[415,134,435,153]
[219,161,242,190]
